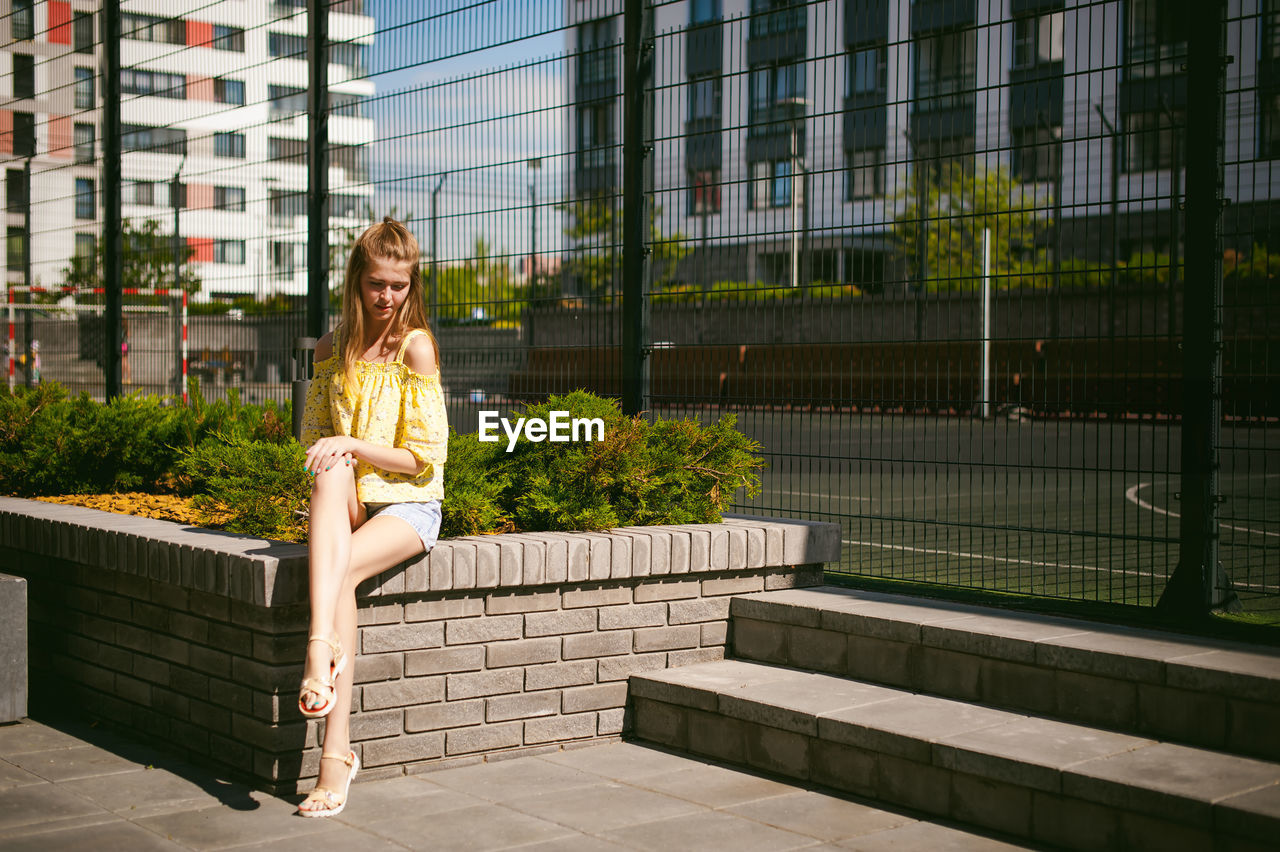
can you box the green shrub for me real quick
[177,436,309,541]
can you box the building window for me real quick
[1266,0,1280,62]
[12,0,33,41]
[122,13,185,45]
[750,0,806,38]
[214,78,245,106]
[214,131,246,159]
[13,54,34,100]
[6,169,27,213]
[214,186,246,211]
[75,178,95,220]
[74,123,95,163]
[915,29,976,110]
[122,124,187,156]
[848,46,886,96]
[578,19,615,85]
[915,136,975,181]
[1013,12,1064,70]
[269,188,306,219]
[332,145,368,180]
[269,84,307,118]
[577,103,613,156]
[1012,126,1061,182]
[689,169,721,215]
[268,32,307,59]
[214,239,246,265]
[74,12,94,53]
[331,91,366,118]
[1124,110,1182,171]
[691,0,721,24]
[122,180,157,206]
[750,160,795,209]
[7,227,26,272]
[75,233,96,261]
[749,62,805,131]
[212,25,245,52]
[271,241,301,276]
[121,69,185,99]
[1126,0,1187,78]
[74,67,95,110]
[847,148,883,200]
[329,42,366,74]
[13,112,35,157]
[688,75,721,121]
[268,136,307,164]
[1261,94,1280,159]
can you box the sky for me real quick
[360,1,571,265]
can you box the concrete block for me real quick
[446,668,524,700]
[486,590,560,615]
[562,682,628,713]
[702,575,764,597]
[362,622,445,654]
[730,592,825,628]
[915,645,982,703]
[563,630,632,659]
[427,546,452,592]
[669,529,692,574]
[405,645,485,677]
[516,536,548,586]
[981,658,1059,715]
[452,543,477,589]
[599,602,666,630]
[810,740,879,799]
[525,660,597,690]
[646,530,672,576]
[846,634,917,688]
[878,753,951,817]
[584,534,613,581]
[525,712,597,744]
[0,573,26,721]
[473,540,500,588]
[950,772,1033,837]
[1166,649,1280,705]
[609,534,632,580]
[1055,670,1138,730]
[634,579,701,602]
[355,600,403,627]
[1030,790,1124,851]
[669,648,724,666]
[525,608,596,637]
[708,527,729,571]
[700,622,728,647]
[362,731,445,766]
[732,617,789,664]
[354,652,404,683]
[350,707,404,741]
[744,724,810,779]
[562,585,631,609]
[405,699,484,732]
[598,652,668,682]
[1226,699,1280,761]
[687,527,711,572]
[668,597,730,624]
[626,531,651,577]
[498,537,522,587]
[787,625,847,673]
[405,596,485,623]
[1136,684,1227,750]
[521,534,568,584]
[687,707,747,763]
[633,697,688,749]
[742,526,766,569]
[635,625,700,653]
[446,721,522,755]
[487,691,560,723]
[1216,782,1280,845]
[486,637,561,669]
[566,534,590,582]
[362,676,446,710]
[445,614,523,645]
[598,708,625,735]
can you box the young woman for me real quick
[294,218,447,817]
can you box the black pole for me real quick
[621,0,651,415]
[103,0,121,400]
[306,0,329,341]
[1095,104,1120,341]
[1158,0,1236,618]
[171,163,184,397]
[1160,95,1181,340]
[22,158,32,388]
[430,173,447,333]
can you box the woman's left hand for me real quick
[305,436,362,476]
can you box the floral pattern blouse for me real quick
[299,327,447,504]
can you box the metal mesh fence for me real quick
[2,0,1275,617]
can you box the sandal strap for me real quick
[320,751,354,767]
[299,676,335,694]
[302,787,344,807]
[307,635,341,656]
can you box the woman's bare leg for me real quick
[299,515,423,812]
[300,463,362,713]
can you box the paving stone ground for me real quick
[0,715,1042,850]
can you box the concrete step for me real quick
[728,586,1280,761]
[630,658,1280,852]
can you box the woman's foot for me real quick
[297,751,359,817]
[298,634,346,718]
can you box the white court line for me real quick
[842,538,1275,593]
[1125,483,1280,539]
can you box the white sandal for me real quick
[297,750,359,818]
[298,635,347,719]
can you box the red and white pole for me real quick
[181,290,189,405]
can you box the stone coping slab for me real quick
[0,498,840,607]
[732,586,1280,705]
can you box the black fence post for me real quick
[306,0,330,342]
[102,0,122,400]
[1158,0,1236,618]
[22,158,31,389]
[621,0,651,416]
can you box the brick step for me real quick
[729,587,1280,762]
[630,658,1280,852]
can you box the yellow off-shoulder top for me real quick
[299,327,447,504]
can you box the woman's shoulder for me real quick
[314,331,336,363]
[401,329,438,377]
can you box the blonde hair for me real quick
[338,217,439,390]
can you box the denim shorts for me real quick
[366,500,442,551]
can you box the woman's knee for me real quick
[311,464,355,501]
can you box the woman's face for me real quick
[360,256,414,325]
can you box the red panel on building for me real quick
[0,111,12,157]
[187,76,214,101]
[47,116,71,160]
[186,183,214,210]
[188,237,214,264]
[48,2,72,44]
[187,20,213,48]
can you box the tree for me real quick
[62,218,201,296]
[893,164,1048,291]
[561,199,689,300]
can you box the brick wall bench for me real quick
[0,497,839,793]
